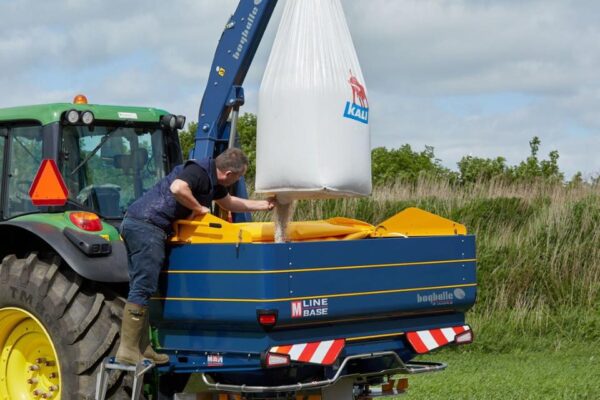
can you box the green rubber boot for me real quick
[140,312,169,365]
[115,302,146,365]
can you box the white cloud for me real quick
[0,0,598,177]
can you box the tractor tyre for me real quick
[0,252,138,399]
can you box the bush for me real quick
[458,136,565,184]
[371,145,457,185]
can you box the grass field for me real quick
[385,344,600,399]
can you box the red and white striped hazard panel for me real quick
[269,339,345,365]
[407,325,471,354]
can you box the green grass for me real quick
[389,344,600,399]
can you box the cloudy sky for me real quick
[1,0,599,178]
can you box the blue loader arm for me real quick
[192,0,278,222]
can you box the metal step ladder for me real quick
[95,357,155,400]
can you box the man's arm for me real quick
[215,194,275,213]
[170,179,210,218]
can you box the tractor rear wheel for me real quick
[0,252,134,399]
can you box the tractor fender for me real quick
[0,220,129,282]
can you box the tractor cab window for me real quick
[61,125,166,218]
[0,128,5,187]
[6,125,43,218]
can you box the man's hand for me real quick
[265,197,276,211]
[189,206,211,220]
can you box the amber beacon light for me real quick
[73,94,88,104]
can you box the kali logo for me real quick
[291,298,329,318]
[343,70,369,124]
[349,70,368,108]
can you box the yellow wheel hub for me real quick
[0,307,62,399]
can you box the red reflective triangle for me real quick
[29,159,69,206]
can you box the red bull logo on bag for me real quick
[343,70,369,124]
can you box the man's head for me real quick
[215,148,248,186]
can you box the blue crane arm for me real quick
[191,0,278,223]
[192,0,278,161]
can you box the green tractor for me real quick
[0,96,184,399]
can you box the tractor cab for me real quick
[0,96,184,221]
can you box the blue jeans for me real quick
[121,216,167,307]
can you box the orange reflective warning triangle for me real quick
[29,159,69,206]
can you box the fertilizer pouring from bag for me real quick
[273,199,296,243]
[256,0,372,205]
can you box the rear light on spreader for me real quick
[257,310,278,330]
[263,352,291,368]
[69,212,103,232]
[455,329,474,345]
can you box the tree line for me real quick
[179,113,590,186]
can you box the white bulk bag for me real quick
[256,0,371,202]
